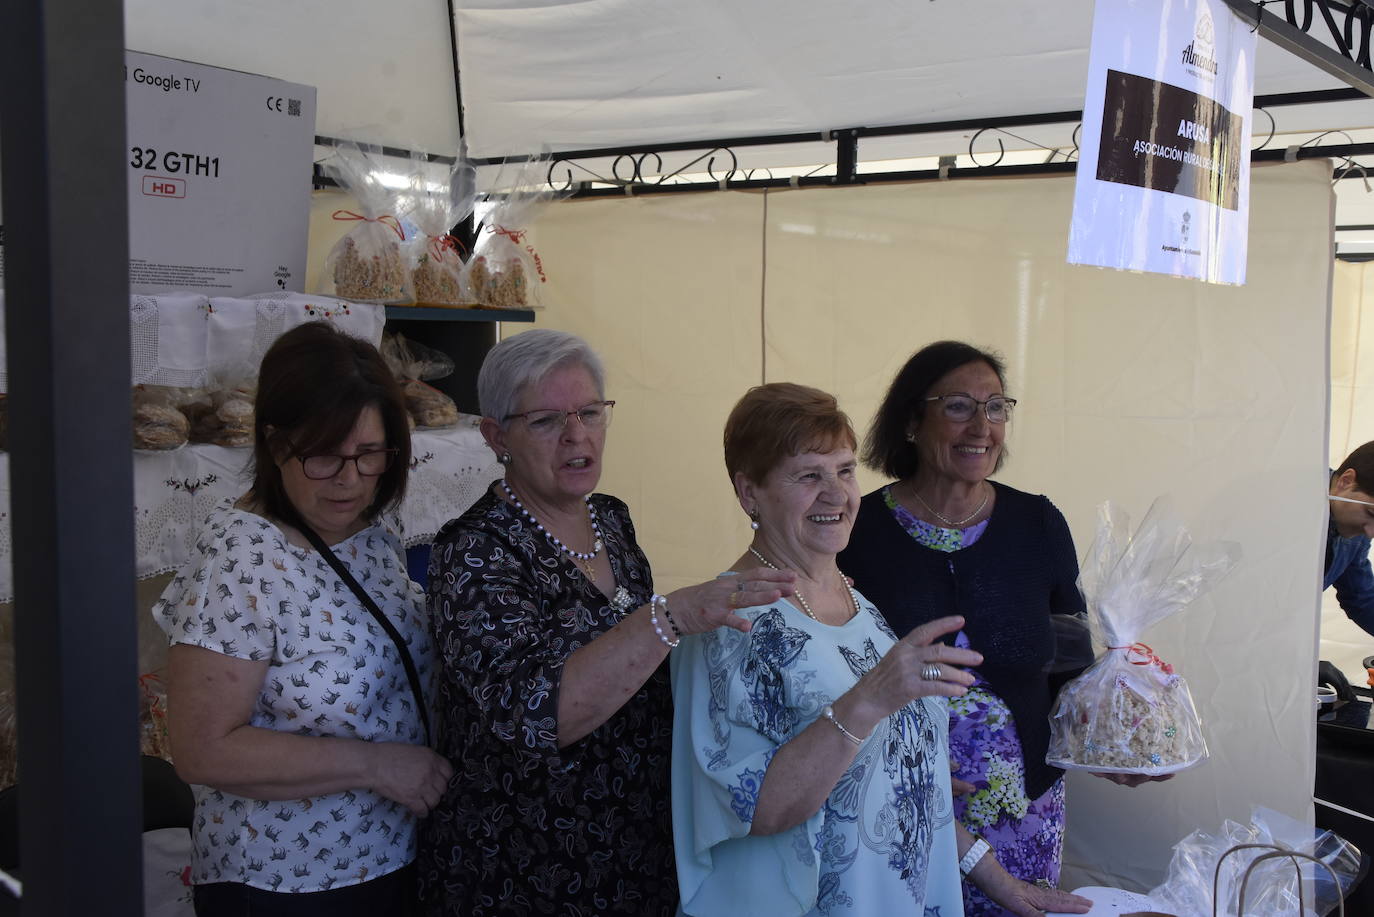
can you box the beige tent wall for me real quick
[515,192,769,585]
[521,159,1333,892]
[1321,261,1374,682]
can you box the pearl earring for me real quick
[748,509,760,531]
[499,452,512,464]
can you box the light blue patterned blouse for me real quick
[670,589,964,917]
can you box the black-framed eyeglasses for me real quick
[503,400,615,438]
[923,393,1017,423]
[296,449,399,480]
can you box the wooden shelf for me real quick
[385,305,536,323]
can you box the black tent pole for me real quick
[0,0,143,912]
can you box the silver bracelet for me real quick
[821,704,864,747]
[649,594,680,649]
[959,836,991,876]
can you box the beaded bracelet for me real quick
[649,594,680,649]
[659,598,682,638]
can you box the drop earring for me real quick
[748,509,760,531]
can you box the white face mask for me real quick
[1330,494,1374,508]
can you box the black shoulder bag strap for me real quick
[296,522,432,747]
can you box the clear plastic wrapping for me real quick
[1148,807,1361,917]
[139,671,173,762]
[181,358,257,448]
[405,150,478,307]
[132,385,192,451]
[322,142,415,304]
[1046,499,1239,774]
[380,332,460,429]
[466,155,566,309]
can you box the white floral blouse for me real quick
[152,504,433,894]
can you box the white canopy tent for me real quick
[124,0,1374,228]
[3,0,1372,911]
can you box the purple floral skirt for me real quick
[948,679,1066,917]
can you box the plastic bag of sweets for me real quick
[179,356,257,448]
[406,149,478,307]
[465,154,567,309]
[1046,498,1239,776]
[380,332,460,429]
[321,142,415,304]
[132,385,192,451]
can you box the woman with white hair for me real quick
[416,330,795,916]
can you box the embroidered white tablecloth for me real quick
[0,423,500,603]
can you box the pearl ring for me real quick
[920,663,942,681]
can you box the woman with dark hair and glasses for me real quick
[154,320,452,916]
[838,340,1128,917]
[417,329,794,916]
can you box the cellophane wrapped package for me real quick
[139,672,173,762]
[466,155,565,309]
[1148,807,1360,917]
[322,142,415,304]
[132,385,192,451]
[406,150,478,307]
[181,357,257,448]
[1046,499,1239,775]
[381,332,460,429]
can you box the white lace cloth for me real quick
[129,292,385,389]
[3,291,386,393]
[0,423,501,602]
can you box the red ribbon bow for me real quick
[332,209,406,241]
[138,672,167,717]
[485,224,547,283]
[429,233,466,263]
[489,224,527,245]
[1107,642,1174,675]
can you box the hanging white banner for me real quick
[1067,0,1256,285]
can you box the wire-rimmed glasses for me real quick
[923,393,1017,423]
[504,400,616,439]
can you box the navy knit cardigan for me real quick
[838,480,1086,801]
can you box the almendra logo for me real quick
[1181,8,1219,76]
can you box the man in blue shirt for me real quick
[1327,442,1374,637]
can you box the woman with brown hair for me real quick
[155,321,451,915]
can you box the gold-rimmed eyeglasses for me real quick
[504,400,615,438]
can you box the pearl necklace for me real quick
[909,482,990,528]
[747,547,858,623]
[500,479,604,578]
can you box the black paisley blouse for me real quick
[417,490,676,917]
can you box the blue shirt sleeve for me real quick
[1333,548,1374,638]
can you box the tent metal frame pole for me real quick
[445,0,476,251]
[0,0,143,912]
[552,140,1374,199]
[1220,0,1374,95]
[466,88,1366,169]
